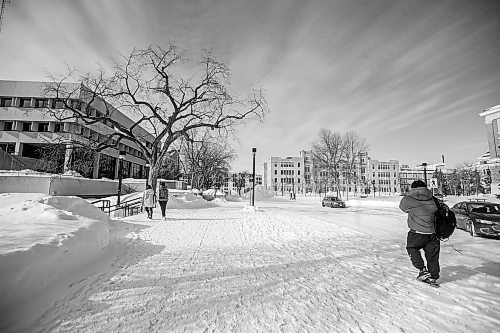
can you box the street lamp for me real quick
[422,162,428,185]
[251,148,256,206]
[145,162,150,188]
[117,150,126,206]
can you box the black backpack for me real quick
[432,197,457,240]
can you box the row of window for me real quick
[372,164,397,170]
[1,120,146,160]
[372,172,398,178]
[273,178,301,184]
[0,96,80,109]
[274,169,301,176]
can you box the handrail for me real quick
[93,196,144,218]
[90,199,111,215]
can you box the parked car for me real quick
[322,196,346,208]
[450,200,500,238]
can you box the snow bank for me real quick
[168,192,219,209]
[241,185,276,200]
[0,193,111,328]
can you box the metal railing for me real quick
[91,199,111,215]
[91,197,143,218]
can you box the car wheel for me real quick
[468,221,476,237]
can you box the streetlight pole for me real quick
[117,150,126,206]
[251,148,256,206]
[145,162,150,189]
[422,162,428,185]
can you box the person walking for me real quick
[158,182,169,220]
[142,185,156,219]
[399,179,440,286]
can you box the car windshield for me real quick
[468,204,500,214]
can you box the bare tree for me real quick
[183,131,235,191]
[44,45,268,190]
[311,129,347,197]
[343,131,368,200]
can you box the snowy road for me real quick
[26,199,500,332]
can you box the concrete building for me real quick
[399,163,445,194]
[221,172,263,195]
[0,80,154,179]
[267,155,305,195]
[479,105,500,195]
[366,158,400,195]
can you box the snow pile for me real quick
[0,193,112,329]
[167,192,219,209]
[62,170,83,177]
[241,185,276,200]
[242,205,262,212]
[226,193,242,202]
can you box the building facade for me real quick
[479,105,500,195]
[0,80,154,179]
[366,158,400,195]
[267,155,305,195]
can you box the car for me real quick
[322,196,346,208]
[450,200,500,238]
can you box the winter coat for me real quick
[399,187,437,234]
[158,187,169,201]
[142,189,156,208]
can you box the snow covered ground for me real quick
[1,189,499,332]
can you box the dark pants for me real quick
[145,207,153,219]
[406,231,440,279]
[159,200,168,217]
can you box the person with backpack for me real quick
[142,185,156,219]
[399,180,440,286]
[158,182,169,220]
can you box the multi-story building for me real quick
[0,80,154,179]
[267,155,305,195]
[366,158,400,195]
[479,105,500,195]
[221,171,263,195]
[399,162,446,194]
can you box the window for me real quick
[3,121,13,131]
[298,162,300,167]
[0,97,12,107]
[0,142,15,154]
[20,98,32,108]
[52,99,65,109]
[274,170,277,175]
[54,123,64,132]
[71,100,82,110]
[22,122,31,131]
[38,122,49,132]
[35,99,48,108]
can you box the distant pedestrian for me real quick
[292,192,296,200]
[399,180,440,286]
[290,192,293,200]
[142,185,156,219]
[158,182,169,220]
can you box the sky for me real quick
[0,0,499,172]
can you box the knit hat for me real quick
[411,180,427,188]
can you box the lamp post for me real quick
[251,148,256,206]
[117,150,126,206]
[422,162,428,185]
[145,162,150,188]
